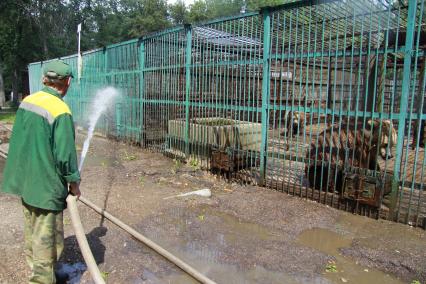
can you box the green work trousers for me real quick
[22,201,64,284]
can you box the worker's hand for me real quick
[69,181,81,199]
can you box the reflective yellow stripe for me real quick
[23,91,71,119]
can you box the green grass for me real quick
[325,263,338,273]
[0,112,16,123]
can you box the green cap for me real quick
[43,60,74,79]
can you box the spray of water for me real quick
[78,87,120,171]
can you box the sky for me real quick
[167,0,195,5]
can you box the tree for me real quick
[184,0,290,25]
[187,1,210,23]
[206,0,244,18]
[186,0,244,24]
[169,0,188,25]
[0,64,5,107]
[125,0,171,37]
[0,0,129,101]
[0,0,40,103]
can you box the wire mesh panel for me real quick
[28,55,78,95]
[75,49,105,128]
[105,40,141,141]
[28,63,44,94]
[142,28,187,151]
[28,55,80,118]
[188,14,264,175]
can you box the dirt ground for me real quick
[0,132,425,284]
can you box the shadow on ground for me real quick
[60,226,108,264]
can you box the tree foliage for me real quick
[0,0,292,97]
[169,0,187,25]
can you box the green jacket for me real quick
[2,87,81,211]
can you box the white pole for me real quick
[77,23,82,82]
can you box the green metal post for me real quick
[184,25,192,157]
[139,41,146,145]
[389,0,418,220]
[102,48,108,135]
[109,46,121,137]
[103,47,109,86]
[259,8,271,186]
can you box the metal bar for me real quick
[388,0,418,221]
[259,8,271,186]
[289,8,300,195]
[315,13,328,196]
[139,41,146,144]
[184,25,193,156]
[269,46,418,63]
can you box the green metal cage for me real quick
[28,0,426,227]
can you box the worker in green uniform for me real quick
[2,59,81,284]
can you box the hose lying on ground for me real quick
[79,196,217,284]
[66,195,106,284]
[0,149,216,283]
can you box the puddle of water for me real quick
[336,213,426,250]
[137,252,302,284]
[132,265,309,284]
[134,268,195,284]
[297,228,403,284]
[138,206,328,284]
[298,228,352,255]
[202,207,282,243]
[56,262,87,284]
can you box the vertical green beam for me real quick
[104,47,109,85]
[389,0,417,220]
[184,25,192,156]
[103,47,111,134]
[139,40,146,145]
[107,48,118,137]
[259,8,271,186]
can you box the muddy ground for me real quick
[0,131,425,284]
